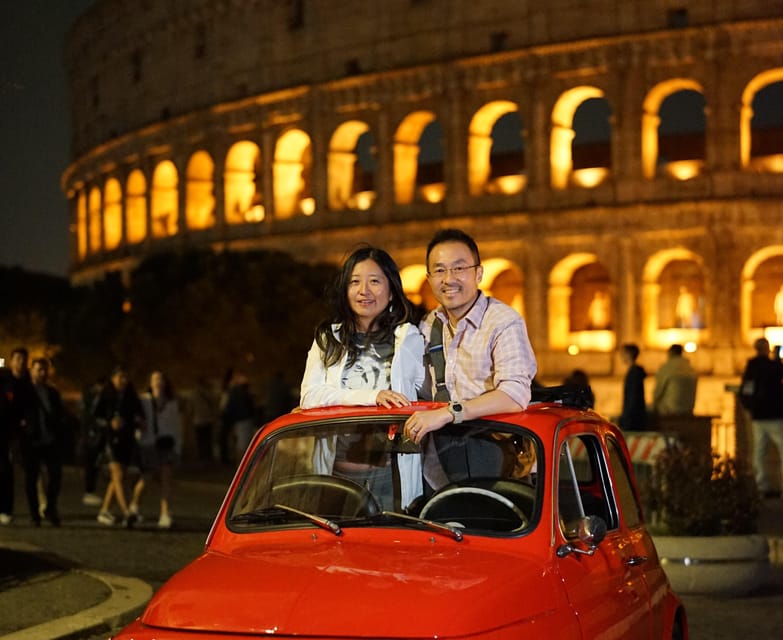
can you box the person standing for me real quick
[92,365,145,527]
[618,343,648,431]
[403,229,537,486]
[130,370,182,528]
[220,372,257,464]
[80,377,107,506]
[651,344,697,417]
[189,376,218,465]
[19,359,66,526]
[740,337,783,498]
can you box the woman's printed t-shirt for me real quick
[341,334,393,391]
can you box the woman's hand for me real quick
[375,389,411,408]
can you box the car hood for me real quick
[142,533,561,637]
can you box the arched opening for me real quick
[571,97,612,188]
[642,248,707,349]
[481,259,525,316]
[88,186,101,254]
[417,120,445,203]
[126,169,147,244]
[186,150,215,230]
[274,129,312,219]
[76,191,87,259]
[151,160,179,238]
[642,79,704,179]
[103,178,122,251]
[393,111,436,205]
[741,70,783,172]
[468,101,525,196]
[400,265,436,312]
[741,247,783,346]
[224,141,261,224]
[550,87,606,190]
[328,121,376,211]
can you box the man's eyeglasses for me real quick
[427,264,480,279]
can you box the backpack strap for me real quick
[428,317,451,402]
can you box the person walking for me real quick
[80,376,107,506]
[740,337,783,498]
[220,372,256,464]
[92,365,145,527]
[130,370,182,528]
[299,245,425,507]
[651,344,697,417]
[19,358,67,526]
[618,343,648,431]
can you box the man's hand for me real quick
[404,407,452,444]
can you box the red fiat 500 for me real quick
[114,389,687,639]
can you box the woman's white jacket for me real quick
[299,322,425,408]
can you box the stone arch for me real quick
[126,169,147,244]
[76,190,87,259]
[186,150,215,230]
[400,264,436,311]
[741,246,783,344]
[642,248,706,348]
[550,86,606,190]
[549,253,613,351]
[274,129,312,219]
[482,258,525,316]
[328,120,374,210]
[224,141,261,224]
[394,110,436,204]
[88,186,101,254]
[467,101,521,196]
[741,69,783,171]
[103,178,122,251]
[151,160,179,238]
[642,79,705,179]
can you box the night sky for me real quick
[0,0,96,277]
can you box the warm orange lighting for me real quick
[490,174,527,195]
[664,159,703,181]
[103,178,122,251]
[245,204,265,222]
[225,141,261,225]
[753,154,783,173]
[569,330,616,352]
[300,197,316,216]
[567,344,580,355]
[126,169,147,244]
[419,183,446,203]
[351,191,376,211]
[122,298,132,313]
[571,167,609,188]
[764,326,783,347]
[684,341,698,353]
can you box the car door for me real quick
[553,427,653,640]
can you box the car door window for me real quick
[606,437,643,528]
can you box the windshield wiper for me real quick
[229,505,342,536]
[346,510,463,542]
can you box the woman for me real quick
[300,246,425,507]
[130,371,182,529]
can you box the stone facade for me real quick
[62,1,783,419]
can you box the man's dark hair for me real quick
[426,228,481,267]
[11,346,29,360]
[668,344,684,356]
[622,343,640,360]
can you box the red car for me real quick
[114,388,687,639]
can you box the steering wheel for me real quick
[270,474,381,518]
[419,486,528,531]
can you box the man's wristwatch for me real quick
[447,401,464,424]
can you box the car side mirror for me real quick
[556,515,608,558]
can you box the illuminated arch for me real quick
[468,101,519,196]
[76,191,87,259]
[741,246,783,343]
[103,178,122,251]
[274,129,312,219]
[481,258,525,316]
[224,141,261,224]
[126,170,147,244]
[186,150,215,230]
[151,160,179,238]
[741,69,783,170]
[642,248,706,348]
[88,186,101,254]
[328,120,370,210]
[400,264,431,309]
[550,86,605,190]
[548,254,613,351]
[641,79,705,179]
[394,111,436,204]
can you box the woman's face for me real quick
[150,371,165,395]
[347,259,392,332]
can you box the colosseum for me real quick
[62,0,783,432]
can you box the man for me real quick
[19,358,67,526]
[651,344,697,416]
[404,228,537,443]
[740,338,783,498]
[618,343,648,431]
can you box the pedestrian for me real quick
[80,376,107,506]
[130,370,182,528]
[19,358,67,526]
[618,343,648,431]
[299,245,425,508]
[740,337,783,498]
[651,344,697,417]
[92,365,145,527]
[220,371,256,464]
[189,376,218,464]
[263,370,294,421]
[563,368,595,408]
[403,228,537,486]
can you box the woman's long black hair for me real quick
[315,246,415,368]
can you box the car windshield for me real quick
[227,416,542,537]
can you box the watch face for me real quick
[453,403,463,412]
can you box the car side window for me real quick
[606,437,643,528]
[558,434,616,538]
